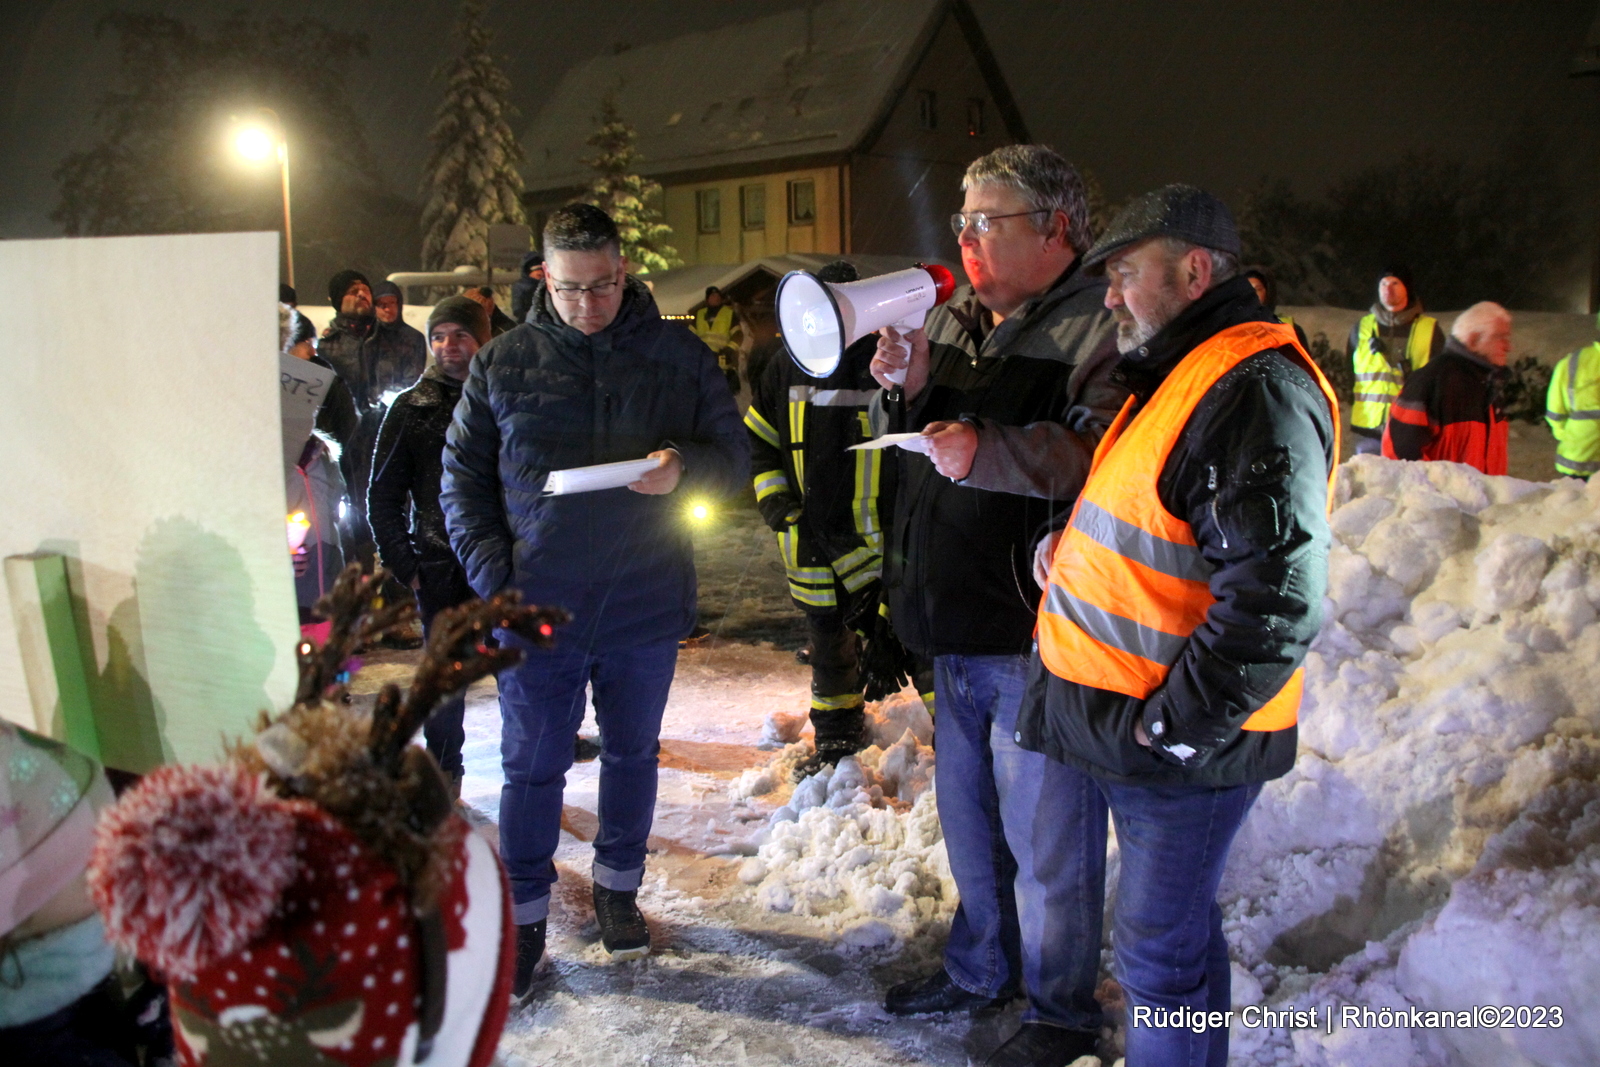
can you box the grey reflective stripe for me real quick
[1043,584,1188,664]
[811,388,879,407]
[1558,457,1600,473]
[788,385,814,402]
[1564,410,1600,420]
[1071,499,1212,583]
[1353,391,1398,403]
[1354,371,1402,383]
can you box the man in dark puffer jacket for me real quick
[442,205,747,992]
[369,295,488,791]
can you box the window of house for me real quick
[967,98,985,137]
[696,188,721,234]
[741,184,766,230]
[917,89,937,130]
[787,179,816,225]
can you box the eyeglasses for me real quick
[949,209,1049,237]
[550,279,619,301]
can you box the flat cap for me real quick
[1083,184,1240,273]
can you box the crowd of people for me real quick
[8,139,1600,1067]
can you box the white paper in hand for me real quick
[543,456,664,495]
[847,432,933,454]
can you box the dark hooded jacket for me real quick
[510,251,544,325]
[870,264,1123,658]
[319,312,428,520]
[441,275,749,649]
[1018,276,1336,788]
[368,364,470,600]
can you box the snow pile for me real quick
[733,694,951,946]
[1221,457,1600,1065]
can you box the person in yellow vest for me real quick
[693,286,743,394]
[1547,319,1600,479]
[1347,264,1442,454]
[1014,186,1338,1066]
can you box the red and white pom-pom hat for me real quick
[90,763,514,1067]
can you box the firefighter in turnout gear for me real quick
[694,286,743,395]
[745,261,923,778]
[1547,320,1600,479]
[1347,265,1442,453]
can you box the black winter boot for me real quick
[592,885,651,960]
[984,1022,1100,1066]
[511,920,546,1001]
[883,968,1017,1015]
[791,740,861,782]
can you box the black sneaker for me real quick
[883,968,1016,1016]
[985,1022,1099,1066]
[573,734,602,763]
[791,742,859,782]
[592,884,650,960]
[511,919,546,1001]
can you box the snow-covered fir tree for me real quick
[579,95,680,274]
[419,0,525,275]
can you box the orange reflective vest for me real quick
[1038,321,1340,732]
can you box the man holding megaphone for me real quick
[867,145,1127,1067]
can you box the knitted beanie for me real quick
[89,567,570,1067]
[428,296,491,346]
[328,270,371,310]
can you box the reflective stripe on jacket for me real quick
[1037,321,1339,733]
[1350,312,1435,431]
[1547,342,1600,477]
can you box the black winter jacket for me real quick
[1018,277,1336,787]
[441,276,749,649]
[319,314,428,413]
[368,365,467,590]
[871,264,1121,658]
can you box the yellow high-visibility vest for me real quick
[1548,341,1600,478]
[1350,313,1436,432]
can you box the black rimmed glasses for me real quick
[550,278,620,301]
[949,209,1049,237]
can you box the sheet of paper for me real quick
[847,432,934,454]
[543,457,664,495]
[280,354,336,474]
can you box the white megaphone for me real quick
[776,263,957,379]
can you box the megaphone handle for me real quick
[881,312,928,385]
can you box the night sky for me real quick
[4,0,1598,297]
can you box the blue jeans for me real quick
[497,636,678,925]
[934,654,1102,1031]
[1067,768,1259,1067]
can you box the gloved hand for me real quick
[847,582,916,702]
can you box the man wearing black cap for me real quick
[1347,264,1442,454]
[369,295,489,792]
[320,269,428,572]
[1019,184,1337,1066]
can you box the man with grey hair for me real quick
[1018,184,1338,1066]
[869,143,1124,1067]
[1383,300,1511,473]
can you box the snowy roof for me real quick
[645,253,956,315]
[521,0,948,192]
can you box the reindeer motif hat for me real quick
[89,568,567,1067]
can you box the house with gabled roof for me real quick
[519,0,1029,267]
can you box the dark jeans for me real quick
[497,635,679,925]
[417,562,474,779]
[934,653,1103,1031]
[1066,765,1261,1067]
[806,609,863,748]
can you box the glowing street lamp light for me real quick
[231,109,296,288]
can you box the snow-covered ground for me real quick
[353,458,1600,1066]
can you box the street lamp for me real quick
[231,108,295,289]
